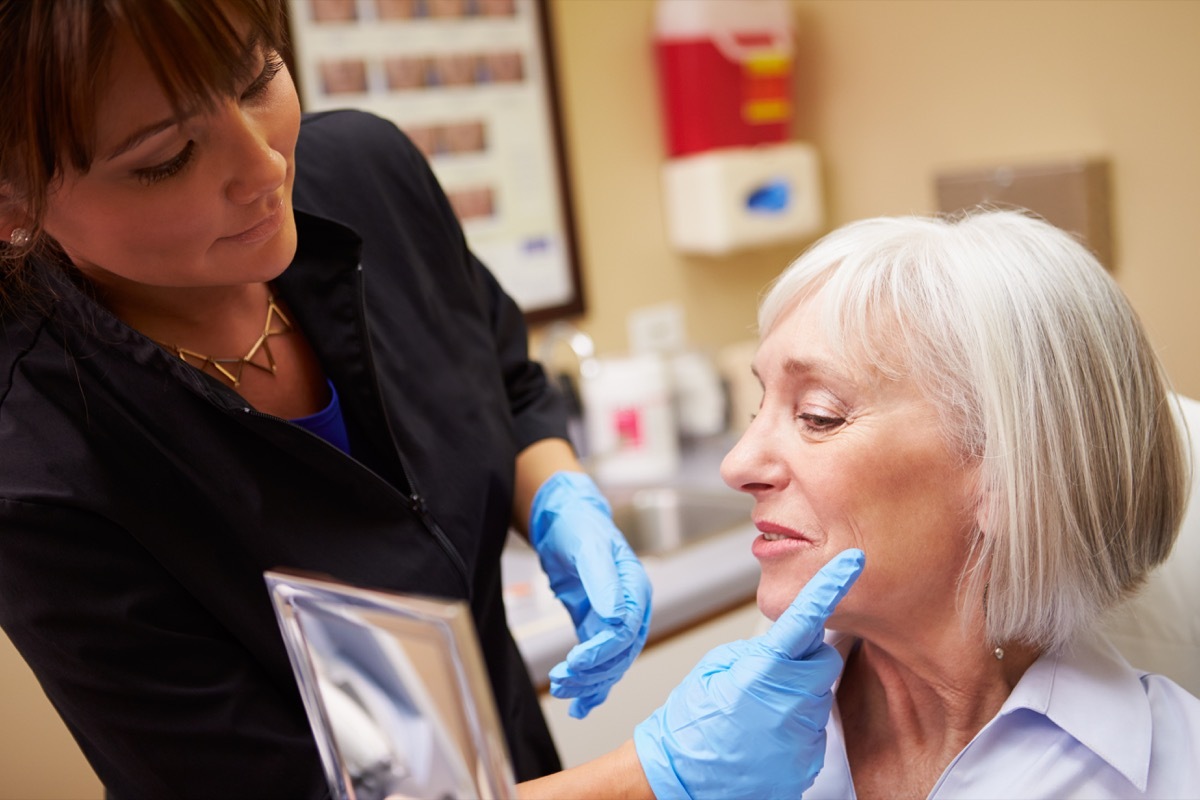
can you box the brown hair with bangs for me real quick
[0,0,285,306]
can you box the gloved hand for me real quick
[633,548,865,799]
[528,471,653,719]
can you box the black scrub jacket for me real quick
[0,110,566,799]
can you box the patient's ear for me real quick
[971,476,994,537]
[969,503,988,534]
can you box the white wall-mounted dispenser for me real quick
[661,141,823,255]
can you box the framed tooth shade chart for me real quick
[286,0,585,321]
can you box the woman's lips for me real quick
[223,200,285,244]
[751,519,815,559]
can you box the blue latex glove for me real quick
[529,471,653,719]
[633,549,865,799]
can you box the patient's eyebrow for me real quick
[785,356,838,377]
[749,357,852,387]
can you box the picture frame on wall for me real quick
[286,0,585,322]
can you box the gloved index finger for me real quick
[761,548,865,660]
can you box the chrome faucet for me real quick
[537,322,598,458]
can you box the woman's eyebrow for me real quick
[104,116,181,161]
[103,32,263,162]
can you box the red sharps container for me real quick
[654,0,794,158]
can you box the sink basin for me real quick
[607,486,754,555]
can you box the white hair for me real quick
[759,209,1189,652]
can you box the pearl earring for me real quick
[9,227,30,247]
[982,578,1003,660]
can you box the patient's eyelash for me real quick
[797,413,844,432]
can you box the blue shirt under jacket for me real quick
[290,380,351,456]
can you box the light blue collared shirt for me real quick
[808,631,1200,798]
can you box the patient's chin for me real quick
[756,585,787,623]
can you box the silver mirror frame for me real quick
[266,570,516,800]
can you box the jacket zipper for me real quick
[351,264,471,594]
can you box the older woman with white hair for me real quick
[713,209,1199,798]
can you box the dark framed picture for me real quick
[287,0,585,321]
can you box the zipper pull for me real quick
[409,493,428,516]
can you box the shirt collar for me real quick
[825,629,1154,793]
[999,630,1152,792]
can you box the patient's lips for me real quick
[755,519,808,538]
[751,519,815,559]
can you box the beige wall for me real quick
[0,633,102,799]
[543,0,1200,396]
[4,2,1199,797]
